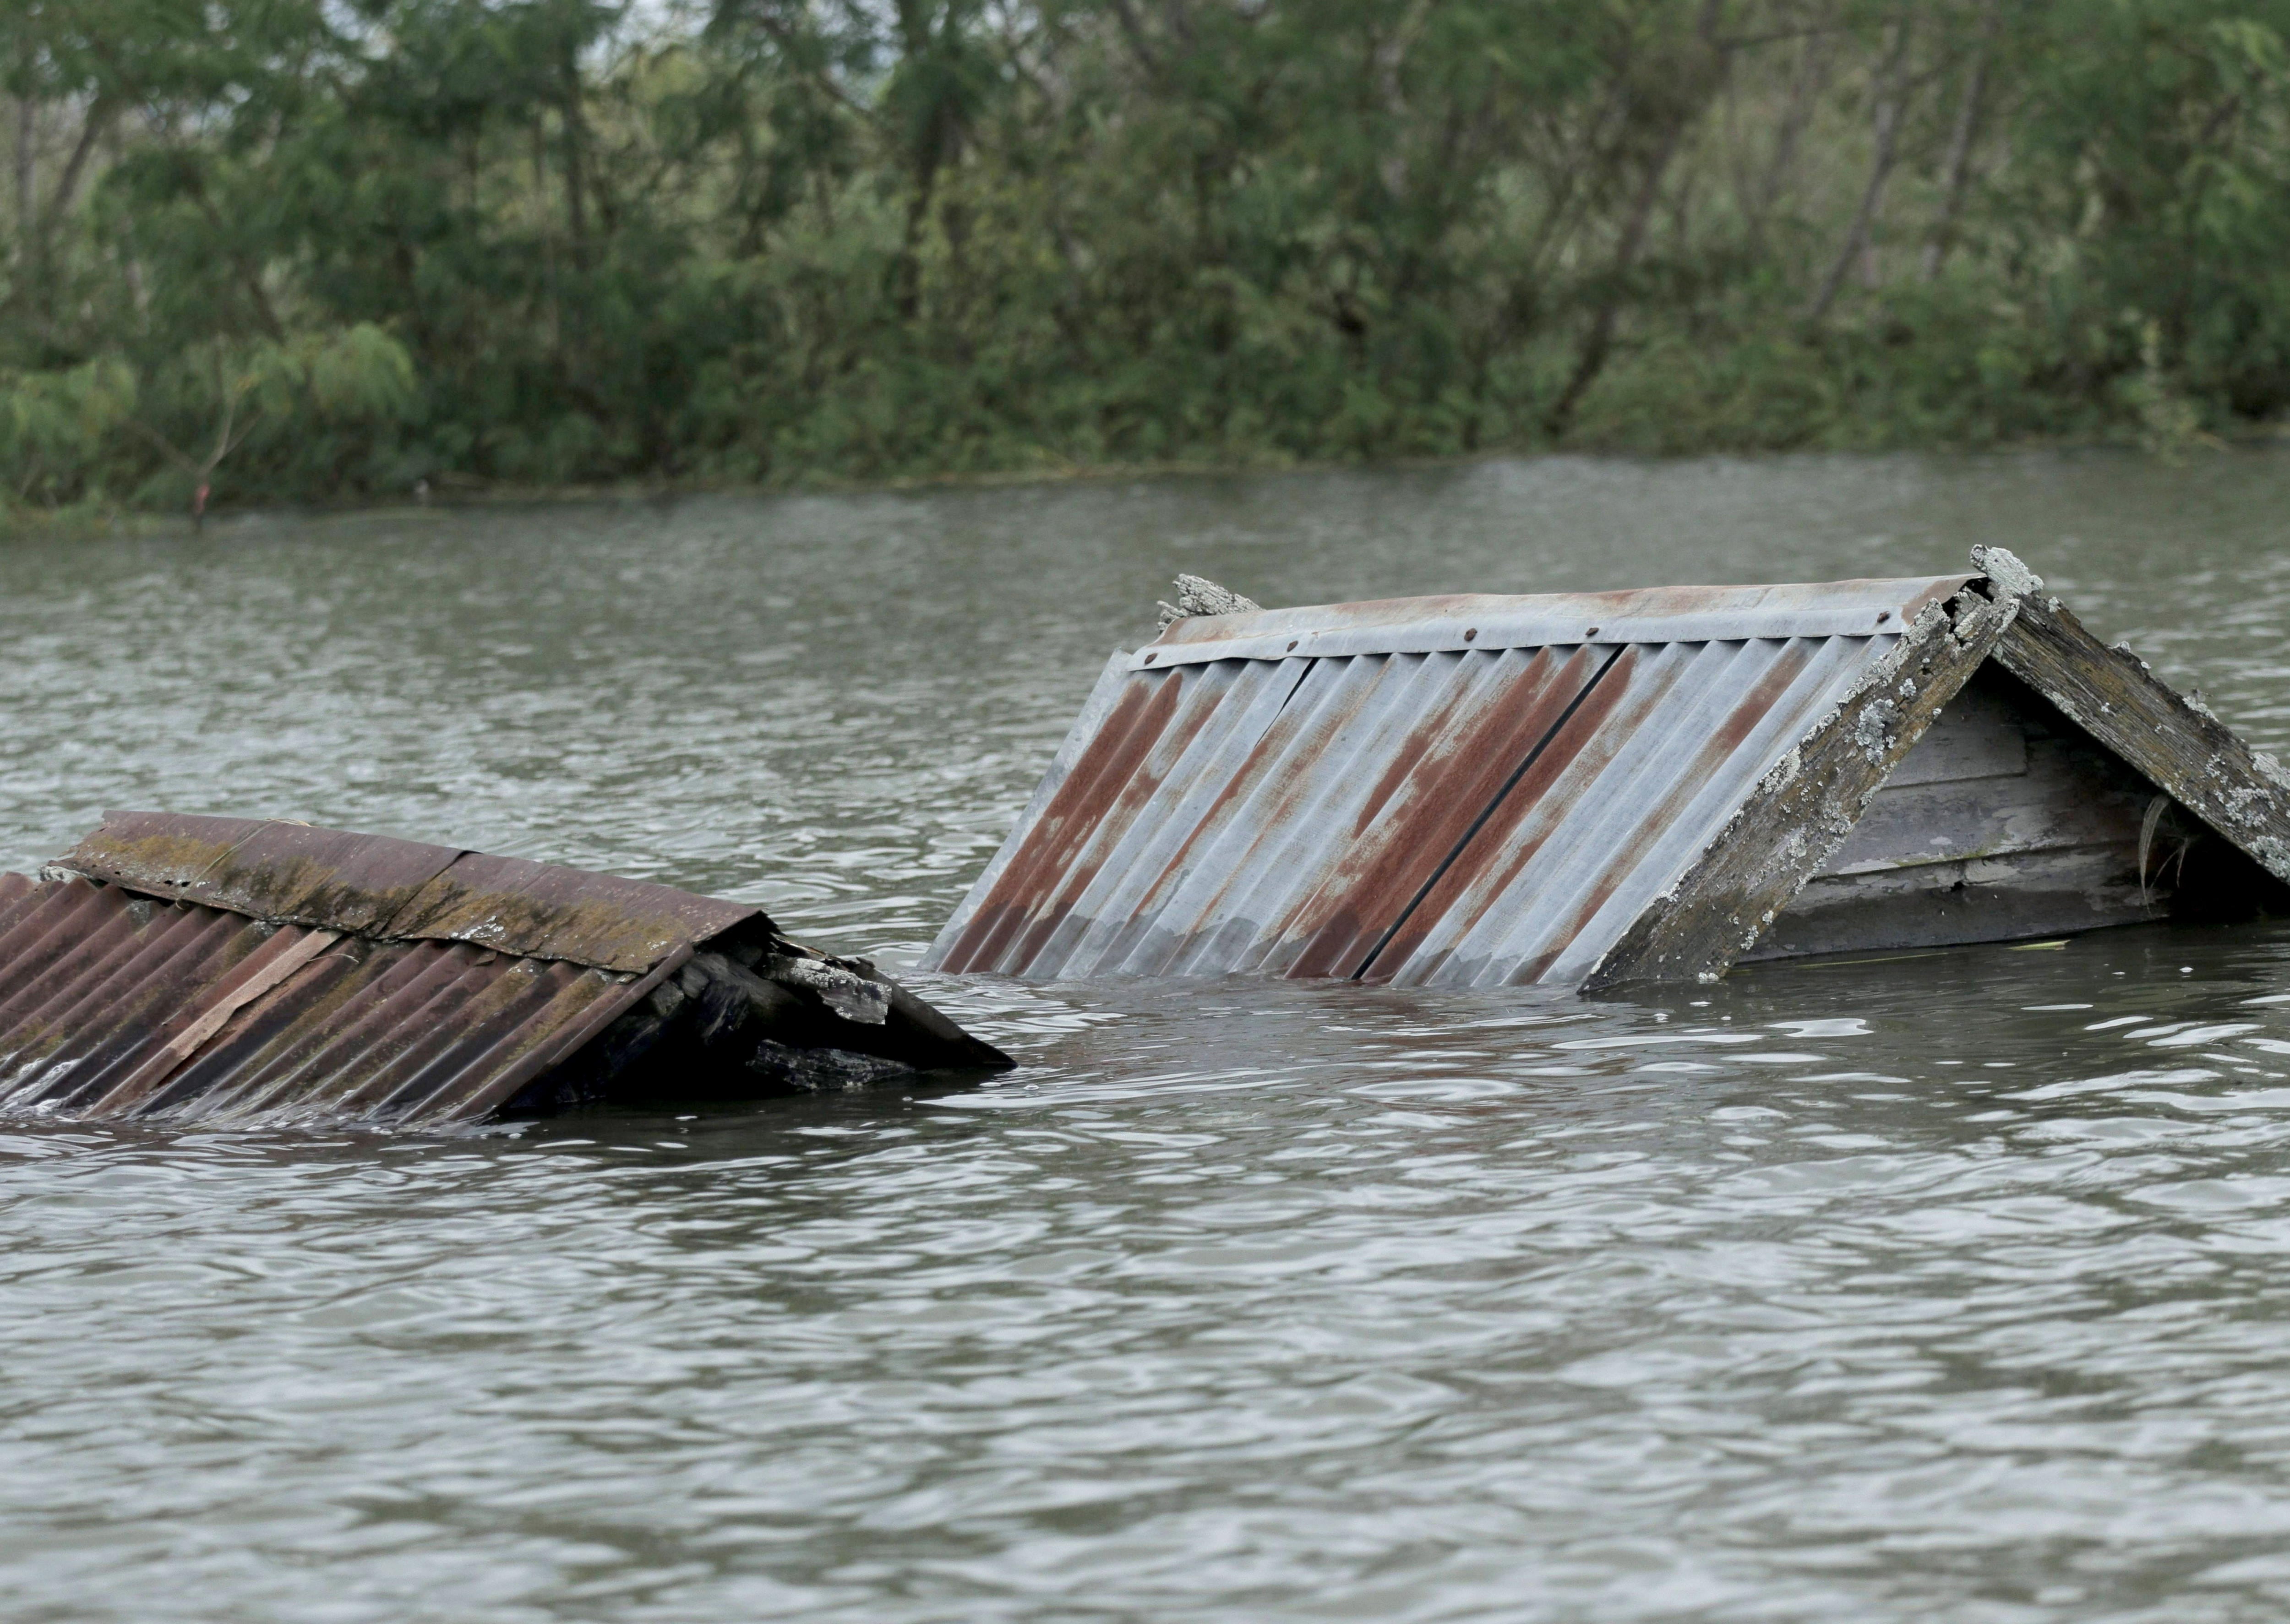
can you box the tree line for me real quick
[5,0,2286,518]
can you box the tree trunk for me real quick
[1543,0,1726,439]
[1746,25,1833,251]
[34,96,113,278]
[13,92,31,261]
[893,151,938,322]
[1805,16,1914,322]
[534,120,561,354]
[559,49,590,275]
[1919,0,1997,283]
[1372,0,1437,200]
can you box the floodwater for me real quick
[8,450,2290,1622]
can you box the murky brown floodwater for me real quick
[7,450,2290,1621]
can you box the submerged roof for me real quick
[0,813,761,1127]
[923,555,2290,989]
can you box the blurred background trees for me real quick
[6,0,2289,516]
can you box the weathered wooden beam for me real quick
[1584,582,2018,989]
[1990,583,2290,884]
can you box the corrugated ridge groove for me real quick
[1521,637,1868,986]
[1415,635,1876,987]
[1263,644,1599,980]
[127,938,426,1122]
[1356,641,1685,984]
[1020,658,1312,979]
[1533,634,1887,985]
[30,908,281,1113]
[1392,638,1809,985]
[1107,654,1401,977]
[0,896,260,1111]
[373,960,606,1125]
[165,941,509,1123]
[1180,650,1497,979]
[1047,659,1319,979]
[164,940,499,1125]
[992,660,1254,977]
[1353,642,1627,980]
[935,666,1195,974]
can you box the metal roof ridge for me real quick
[1134,575,1973,668]
[60,812,759,975]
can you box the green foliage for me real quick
[0,358,135,507]
[7,0,2290,518]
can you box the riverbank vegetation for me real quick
[6,0,2288,518]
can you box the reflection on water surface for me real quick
[6,449,2290,1620]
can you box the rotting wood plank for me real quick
[1990,591,2290,883]
[1583,582,2018,989]
[1816,737,2148,877]
[1879,676,2028,787]
[1741,844,2164,961]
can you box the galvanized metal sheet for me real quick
[926,579,1925,987]
[60,812,756,974]
[0,876,666,1127]
[1137,576,1969,668]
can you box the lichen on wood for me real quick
[1156,574,1262,629]
[1990,592,2290,883]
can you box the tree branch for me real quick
[1806,16,1915,321]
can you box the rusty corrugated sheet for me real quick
[64,812,756,974]
[923,576,1970,987]
[0,873,674,1128]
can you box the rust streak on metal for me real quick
[1357,643,1652,983]
[1292,645,1610,980]
[4,812,1008,1128]
[937,668,1188,973]
[0,879,664,1129]
[1503,638,1821,985]
[998,664,1241,976]
[929,563,2290,988]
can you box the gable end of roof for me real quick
[1584,578,2018,989]
[1990,592,2290,885]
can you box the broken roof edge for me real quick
[1134,574,1974,669]
[56,812,762,975]
[1584,547,2290,988]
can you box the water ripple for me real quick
[9,452,2290,1619]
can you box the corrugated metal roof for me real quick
[923,576,1972,987]
[0,872,666,1127]
[4,813,1012,1128]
